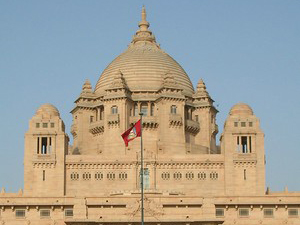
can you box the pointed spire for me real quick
[139,5,149,31]
[1,187,5,194]
[81,79,92,94]
[196,79,209,96]
[132,6,157,44]
[109,70,128,89]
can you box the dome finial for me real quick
[131,6,157,44]
[138,5,149,31]
[142,5,146,21]
[81,79,92,94]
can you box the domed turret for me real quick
[35,103,60,117]
[95,7,194,96]
[229,102,253,116]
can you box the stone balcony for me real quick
[70,123,77,136]
[130,116,158,128]
[89,120,104,135]
[212,124,218,135]
[185,119,200,134]
[107,114,120,125]
[169,114,182,126]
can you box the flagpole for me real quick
[139,112,144,225]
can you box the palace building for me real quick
[0,7,299,225]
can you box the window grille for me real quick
[161,172,170,180]
[239,208,249,217]
[119,172,128,180]
[65,209,73,217]
[264,209,274,217]
[40,209,50,218]
[210,172,218,180]
[186,172,194,180]
[95,172,103,180]
[198,172,206,180]
[173,172,182,180]
[70,172,79,181]
[288,209,298,217]
[15,209,25,218]
[107,172,115,180]
[82,172,91,180]
[216,208,224,217]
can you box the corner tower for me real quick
[24,104,69,196]
[221,103,265,196]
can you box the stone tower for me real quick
[24,104,69,196]
[221,103,266,196]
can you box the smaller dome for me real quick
[230,103,253,116]
[36,103,60,117]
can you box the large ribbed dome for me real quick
[95,7,194,96]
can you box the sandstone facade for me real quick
[1,7,299,225]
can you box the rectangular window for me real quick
[43,170,45,181]
[65,209,73,217]
[216,208,224,217]
[40,209,50,218]
[111,106,118,114]
[241,122,246,127]
[249,122,253,127]
[195,115,199,122]
[239,208,249,217]
[41,137,48,154]
[42,123,48,128]
[141,104,148,116]
[264,209,274,218]
[50,123,55,128]
[288,209,298,217]
[234,122,238,127]
[90,116,94,123]
[15,209,26,218]
[241,136,248,153]
[36,123,40,128]
[140,168,150,190]
[134,104,138,116]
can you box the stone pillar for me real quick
[39,137,42,154]
[138,102,141,115]
[147,102,151,116]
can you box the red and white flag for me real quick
[121,120,141,147]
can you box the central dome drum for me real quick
[95,7,194,96]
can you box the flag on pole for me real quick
[121,120,141,147]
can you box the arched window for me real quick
[150,103,155,116]
[171,105,177,114]
[140,103,148,116]
[111,106,118,114]
[134,103,138,116]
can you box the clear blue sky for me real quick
[0,0,299,192]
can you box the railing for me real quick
[129,116,158,128]
[107,114,119,125]
[185,119,200,134]
[169,114,182,126]
[70,124,77,136]
[89,120,104,134]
